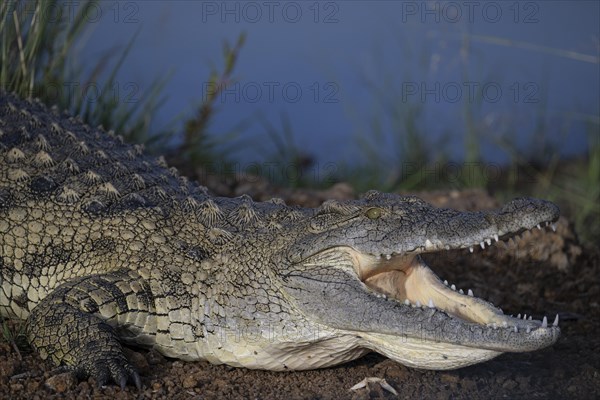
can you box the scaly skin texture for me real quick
[0,92,561,388]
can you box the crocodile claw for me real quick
[75,357,141,390]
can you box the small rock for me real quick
[45,372,76,393]
[502,379,517,390]
[440,373,459,384]
[385,366,409,381]
[9,383,24,392]
[182,374,198,389]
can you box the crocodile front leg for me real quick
[25,271,155,388]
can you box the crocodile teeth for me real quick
[517,313,521,319]
[444,280,449,286]
[480,241,485,249]
[537,224,542,230]
[385,254,391,260]
[428,299,435,308]
[485,238,491,246]
[526,326,531,334]
[551,223,557,232]
[529,316,532,320]
[513,326,518,333]
[404,299,410,306]
[469,246,474,253]
[494,234,499,242]
[523,314,527,320]
[415,300,421,307]
[459,289,464,294]
[468,289,474,297]
[553,314,559,326]
[450,284,456,291]
[542,316,548,328]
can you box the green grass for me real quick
[177,33,247,167]
[347,30,599,245]
[1,318,30,357]
[0,0,171,145]
[0,0,244,168]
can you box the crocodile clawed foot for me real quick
[75,357,141,390]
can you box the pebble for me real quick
[45,372,76,393]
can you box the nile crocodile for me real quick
[0,91,560,388]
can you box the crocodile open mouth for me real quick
[352,221,559,332]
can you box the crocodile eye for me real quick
[365,207,382,220]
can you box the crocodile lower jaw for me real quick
[361,331,502,370]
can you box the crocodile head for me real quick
[277,191,561,370]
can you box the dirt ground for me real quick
[1,187,599,399]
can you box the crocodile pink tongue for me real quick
[360,254,555,330]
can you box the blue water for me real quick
[68,1,598,179]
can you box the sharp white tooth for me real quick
[469,246,474,253]
[428,299,435,308]
[514,326,518,333]
[425,239,433,249]
[385,254,391,260]
[523,314,527,320]
[517,313,521,319]
[486,238,491,246]
[415,300,421,307]
[494,234,499,242]
[404,299,410,306]
[480,241,485,249]
[529,316,532,320]
[444,280,449,286]
[526,326,531,333]
[542,316,548,328]
[451,284,456,291]
[553,314,559,326]
[468,289,474,297]
[536,224,541,230]
[459,289,464,294]
[375,255,381,261]
[551,223,556,232]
